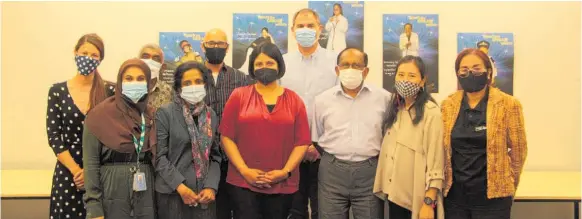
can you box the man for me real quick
[312,48,390,219]
[177,40,203,65]
[399,23,419,57]
[282,8,339,219]
[138,43,173,112]
[477,40,498,85]
[200,28,254,219]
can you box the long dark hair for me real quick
[74,33,106,110]
[385,56,436,129]
[332,3,343,16]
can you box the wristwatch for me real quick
[286,170,292,178]
[423,197,436,208]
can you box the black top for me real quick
[450,89,489,193]
[266,104,276,113]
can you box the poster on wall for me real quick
[457,33,514,95]
[308,1,364,52]
[233,13,288,73]
[382,14,439,93]
[159,32,206,84]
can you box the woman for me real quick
[238,27,275,72]
[442,49,527,219]
[46,33,114,219]
[83,59,156,219]
[373,56,444,219]
[155,61,221,219]
[219,43,310,219]
[325,3,348,51]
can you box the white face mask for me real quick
[180,85,206,105]
[141,59,162,79]
[339,68,363,89]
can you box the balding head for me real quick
[203,28,228,43]
[335,48,369,80]
[201,28,230,64]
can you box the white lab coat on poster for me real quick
[399,32,419,57]
[325,15,348,52]
[489,55,498,82]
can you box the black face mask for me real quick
[458,71,489,93]
[253,68,279,85]
[204,47,226,64]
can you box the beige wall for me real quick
[1,1,580,171]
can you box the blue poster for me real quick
[233,13,288,72]
[308,1,364,52]
[159,32,205,84]
[382,14,439,93]
[458,33,515,95]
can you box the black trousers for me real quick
[229,184,293,219]
[289,160,320,219]
[216,160,232,219]
[388,200,438,219]
[444,183,513,219]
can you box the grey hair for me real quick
[138,43,164,63]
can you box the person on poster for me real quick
[399,23,419,57]
[313,48,388,219]
[477,40,498,85]
[325,3,348,51]
[199,28,254,219]
[177,40,203,66]
[281,8,339,219]
[238,27,276,73]
[138,43,174,112]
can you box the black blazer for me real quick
[154,101,221,194]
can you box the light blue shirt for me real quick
[311,83,392,161]
[281,46,339,128]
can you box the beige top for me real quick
[373,101,445,219]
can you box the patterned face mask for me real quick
[75,55,100,76]
[394,80,422,98]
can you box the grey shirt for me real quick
[154,101,222,194]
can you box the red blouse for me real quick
[219,85,311,194]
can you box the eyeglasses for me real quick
[338,63,365,70]
[203,41,228,48]
[457,67,487,78]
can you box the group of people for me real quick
[46,8,527,219]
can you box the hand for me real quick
[406,42,411,48]
[73,168,84,190]
[261,170,289,184]
[197,188,216,204]
[177,184,199,206]
[330,16,336,22]
[304,145,320,162]
[240,168,271,189]
[92,217,104,219]
[419,204,435,219]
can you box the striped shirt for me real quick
[204,64,254,125]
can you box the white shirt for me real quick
[325,15,348,52]
[311,84,392,161]
[399,32,420,57]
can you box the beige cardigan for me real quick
[373,101,445,219]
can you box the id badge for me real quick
[133,171,147,192]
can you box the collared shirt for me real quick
[204,64,254,125]
[281,46,339,128]
[148,80,174,113]
[311,84,391,161]
[451,88,489,193]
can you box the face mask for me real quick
[458,71,489,93]
[204,47,227,64]
[180,85,206,105]
[339,68,363,89]
[394,80,422,98]
[253,68,279,85]
[141,59,161,79]
[295,28,317,48]
[122,82,148,103]
[75,55,100,76]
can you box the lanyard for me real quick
[132,114,145,167]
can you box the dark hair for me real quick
[261,27,269,33]
[248,43,286,79]
[404,23,413,29]
[385,56,436,129]
[74,33,106,110]
[173,61,211,93]
[332,3,343,16]
[292,8,321,27]
[179,40,190,49]
[336,47,368,67]
[455,48,493,81]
